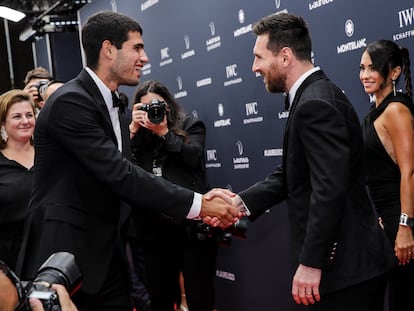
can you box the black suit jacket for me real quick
[240,70,396,294]
[18,69,195,294]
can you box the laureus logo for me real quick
[236,140,243,156]
[177,76,183,91]
[209,21,215,36]
[345,19,354,37]
[184,35,190,50]
[192,110,198,119]
[275,0,281,9]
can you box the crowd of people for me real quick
[0,9,412,311]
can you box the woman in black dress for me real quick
[360,40,414,311]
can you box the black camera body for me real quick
[138,99,166,124]
[196,217,248,246]
[15,252,82,311]
[35,80,49,101]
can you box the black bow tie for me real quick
[284,93,290,111]
[112,91,127,113]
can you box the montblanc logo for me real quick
[206,21,221,51]
[337,19,366,54]
[224,64,242,87]
[214,103,231,127]
[234,9,252,37]
[233,140,249,170]
[174,76,188,99]
[238,9,245,24]
[345,19,354,37]
[218,103,224,117]
[243,101,263,124]
[160,47,173,67]
[393,7,414,41]
[181,35,195,60]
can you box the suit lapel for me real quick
[282,70,327,173]
[77,69,119,146]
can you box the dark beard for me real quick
[266,74,286,93]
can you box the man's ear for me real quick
[102,40,114,58]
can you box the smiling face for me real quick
[3,100,35,144]
[252,34,287,94]
[111,31,149,87]
[359,51,386,95]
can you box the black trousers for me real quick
[388,260,414,311]
[72,251,132,311]
[309,274,388,311]
[131,230,218,311]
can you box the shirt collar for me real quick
[84,67,114,111]
[287,66,320,107]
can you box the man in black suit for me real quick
[208,12,396,311]
[17,11,238,311]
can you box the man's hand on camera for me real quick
[29,284,78,311]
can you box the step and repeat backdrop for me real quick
[75,1,413,310]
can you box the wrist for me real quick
[399,213,414,229]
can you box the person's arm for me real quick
[29,284,78,311]
[382,102,414,264]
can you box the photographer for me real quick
[22,67,53,113]
[128,80,218,311]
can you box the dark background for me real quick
[1,0,413,310]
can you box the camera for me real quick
[34,80,50,102]
[14,252,82,311]
[138,99,166,124]
[195,217,248,246]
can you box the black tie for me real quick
[284,93,290,111]
[112,91,126,113]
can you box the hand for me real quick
[291,264,321,305]
[130,103,168,137]
[0,270,18,311]
[200,188,239,228]
[23,82,39,99]
[29,284,78,311]
[394,225,414,265]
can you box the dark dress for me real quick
[128,114,218,311]
[0,152,33,271]
[362,91,414,311]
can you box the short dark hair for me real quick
[24,66,53,85]
[81,11,143,69]
[252,13,312,62]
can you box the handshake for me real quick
[200,188,247,228]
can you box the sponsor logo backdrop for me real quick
[75,1,414,310]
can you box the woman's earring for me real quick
[1,126,8,143]
[392,79,396,96]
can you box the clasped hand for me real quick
[200,188,246,228]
